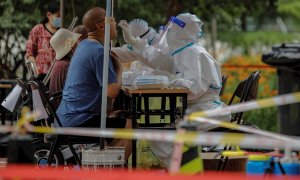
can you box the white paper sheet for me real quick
[1,84,22,112]
[32,89,49,121]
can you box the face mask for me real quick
[197,30,204,38]
[52,17,61,28]
[127,44,133,51]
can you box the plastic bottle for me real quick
[273,154,300,175]
[273,162,300,175]
[246,155,270,175]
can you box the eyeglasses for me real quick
[97,17,115,24]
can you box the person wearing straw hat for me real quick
[43,25,88,86]
[48,28,83,109]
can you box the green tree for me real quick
[278,0,300,19]
[0,0,99,79]
[0,0,41,78]
[1,0,299,79]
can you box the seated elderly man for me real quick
[56,7,131,160]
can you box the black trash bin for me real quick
[262,43,300,136]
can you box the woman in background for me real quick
[25,0,61,80]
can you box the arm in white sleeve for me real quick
[181,51,221,101]
[133,43,174,74]
[111,45,140,63]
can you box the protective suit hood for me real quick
[129,19,157,44]
[166,13,203,50]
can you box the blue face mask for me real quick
[52,17,61,28]
[197,30,204,38]
[127,44,133,51]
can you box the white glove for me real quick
[168,78,193,90]
[118,20,139,46]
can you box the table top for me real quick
[122,86,189,94]
[0,84,13,89]
[200,152,247,159]
[0,79,16,84]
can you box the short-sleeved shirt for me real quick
[25,24,55,74]
[49,58,70,109]
[56,39,117,127]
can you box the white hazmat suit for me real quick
[120,13,229,119]
[119,13,230,168]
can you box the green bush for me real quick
[243,107,278,132]
[219,31,300,52]
[222,55,279,132]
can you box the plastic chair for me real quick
[219,75,228,96]
[217,71,260,171]
[228,71,260,124]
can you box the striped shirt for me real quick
[25,24,55,74]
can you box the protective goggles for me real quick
[153,16,185,47]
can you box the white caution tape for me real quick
[189,92,300,119]
[189,116,299,145]
[0,106,35,134]
[1,123,300,149]
[22,126,300,150]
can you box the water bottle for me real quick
[246,155,270,175]
[273,155,300,175]
[273,162,300,175]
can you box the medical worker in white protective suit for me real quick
[117,20,172,75]
[119,13,230,167]
[112,19,172,84]
[112,19,158,64]
[119,13,230,126]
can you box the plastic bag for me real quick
[132,75,169,89]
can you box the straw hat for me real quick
[50,28,81,60]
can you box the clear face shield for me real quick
[153,16,186,48]
[166,19,204,53]
[158,26,164,34]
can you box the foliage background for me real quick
[1,0,300,132]
[221,56,278,132]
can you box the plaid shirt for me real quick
[25,24,55,74]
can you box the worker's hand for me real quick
[111,50,120,61]
[25,56,38,78]
[118,20,139,46]
[168,78,193,90]
[118,20,129,31]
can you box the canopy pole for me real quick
[111,0,114,48]
[60,0,64,28]
[112,0,114,17]
[100,0,112,149]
